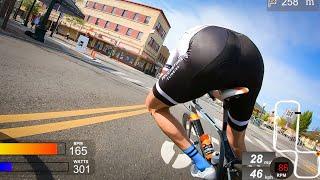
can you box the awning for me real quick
[39,0,84,19]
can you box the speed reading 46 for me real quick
[250,169,264,179]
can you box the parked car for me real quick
[262,122,274,130]
[283,129,295,139]
[277,127,286,135]
[251,117,263,127]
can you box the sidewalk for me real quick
[0,20,66,52]
[0,19,157,88]
[2,19,157,80]
[49,32,156,80]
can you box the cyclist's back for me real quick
[155,25,264,131]
[146,25,264,179]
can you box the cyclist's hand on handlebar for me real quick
[160,68,169,77]
[210,90,222,101]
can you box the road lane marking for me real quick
[121,77,144,85]
[211,137,220,146]
[245,136,253,144]
[172,154,192,169]
[160,140,191,169]
[110,71,127,76]
[254,137,294,161]
[255,137,273,152]
[161,141,175,164]
[0,104,145,123]
[0,109,148,140]
[254,136,292,160]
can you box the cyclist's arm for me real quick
[161,25,209,76]
[161,49,179,75]
[210,90,223,101]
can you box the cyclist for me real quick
[145,25,264,179]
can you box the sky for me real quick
[135,0,320,130]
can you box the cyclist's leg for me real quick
[145,91,192,149]
[225,33,264,159]
[226,88,261,159]
[146,26,230,173]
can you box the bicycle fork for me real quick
[188,109,214,161]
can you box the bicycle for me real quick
[182,87,249,180]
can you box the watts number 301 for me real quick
[73,165,90,174]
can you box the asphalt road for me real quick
[0,33,319,180]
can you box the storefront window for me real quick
[103,45,113,56]
[95,41,104,51]
[136,61,145,69]
[115,51,121,59]
[116,51,135,65]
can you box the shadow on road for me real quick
[0,133,54,180]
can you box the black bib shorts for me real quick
[152,26,264,131]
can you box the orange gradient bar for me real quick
[0,143,58,155]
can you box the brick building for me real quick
[52,0,171,75]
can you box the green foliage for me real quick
[277,117,287,128]
[262,113,270,121]
[74,17,85,26]
[252,110,259,118]
[65,14,84,27]
[291,111,313,133]
[22,0,41,16]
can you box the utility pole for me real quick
[49,12,63,37]
[23,0,37,27]
[49,5,61,37]
[34,0,57,42]
[13,0,24,20]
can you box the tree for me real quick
[252,110,259,118]
[74,17,85,27]
[22,0,42,17]
[276,117,287,128]
[262,113,270,121]
[65,14,84,28]
[291,111,313,133]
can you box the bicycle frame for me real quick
[187,98,240,179]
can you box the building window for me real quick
[136,32,143,40]
[156,23,161,29]
[111,7,116,15]
[104,21,110,29]
[95,18,99,25]
[87,16,95,23]
[103,5,110,12]
[155,22,166,39]
[133,13,139,21]
[148,37,160,52]
[85,15,90,21]
[122,10,128,17]
[126,28,133,36]
[115,24,120,32]
[144,16,151,24]
[148,38,153,46]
